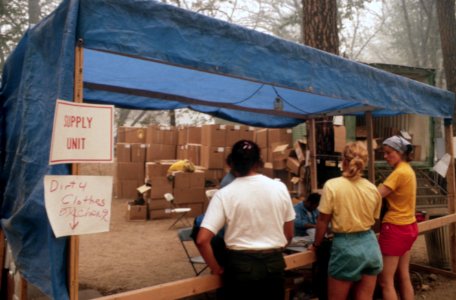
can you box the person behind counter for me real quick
[311,141,382,300]
[294,192,321,239]
[196,140,295,299]
[377,135,417,300]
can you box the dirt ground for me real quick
[77,164,456,299]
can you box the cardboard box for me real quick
[226,125,242,147]
[272,159,287,170]
[287,157,301,175]
[190,170,205,188]
[294,139,307,163]
[117,127,127,143]
[116,162,145,181]
[131,143,147,162]
[268,128,292,146]
[333,125,346,153]
[148,198,169,210]
[177,127,188,145]
[172,170,205,189]
[272,144,291,161]
[176,143,201,165]
[149,176,173,199]
[201,124,227,146]
[116,143,131,162]
[240,126,255,141]
[116,179,143,198]
[123,127,147,143]
[174,188,206,204]
[146,143,176,161]
[201,146,225,169]
[146,161,172,178]
[127,204,147,221]
[146,126,177,145]
[188,126,202,144]
[254,129,268,148]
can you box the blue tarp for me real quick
[0,0,454,298]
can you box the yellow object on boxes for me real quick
[167,159,196,173]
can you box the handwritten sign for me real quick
[49,99,114,164]
[44,175,113,237]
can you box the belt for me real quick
[228,248,284,254]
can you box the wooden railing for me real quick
[97,214,456,300]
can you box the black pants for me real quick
[223,250,285,300]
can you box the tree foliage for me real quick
[0,0,60,71]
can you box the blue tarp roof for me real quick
[0,0,454,298]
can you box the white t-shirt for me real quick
[201,174,295,250]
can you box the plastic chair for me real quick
[164,193,192,229]
[177,227,208,276]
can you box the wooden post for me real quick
[68,38,84,300]
[365,111,375,183]
[444,123,456,272]
[308,119,318,191]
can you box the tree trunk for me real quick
[436,0,456,120]
[302,0,339,158]
[302,0,339,55]
[28,0,40,25]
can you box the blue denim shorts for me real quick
[329,230,383,281]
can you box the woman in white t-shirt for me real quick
[197,140,295,299]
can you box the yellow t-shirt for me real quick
[381,161,416,225]
[318,176,382,233]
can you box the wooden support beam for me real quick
[365,111,375,183]
[94,211,456,300]
[284,250,316,270]
[96,274,222,300]
[68,38,84,300]
[308,119,318,192]
[444,123,456,272]
[96,251,316,300]
[410,263,456,279]
[417,213,456,233]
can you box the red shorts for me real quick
[378,222,418,256]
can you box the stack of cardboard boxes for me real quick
[118,124,311,221]
[115,127,147,199]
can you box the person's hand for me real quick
[211,266,224,275]
[308,242,319,252]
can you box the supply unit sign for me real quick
[44,175,113,237]
[49,99,114,164]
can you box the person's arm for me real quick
[283,220,294,246]
[196,227,223,275]
[309,212,331,250]
[378,184,392,198]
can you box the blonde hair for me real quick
[342,141,368,180]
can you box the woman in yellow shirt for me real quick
[378,135,417,300]
[312,141,382,299]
